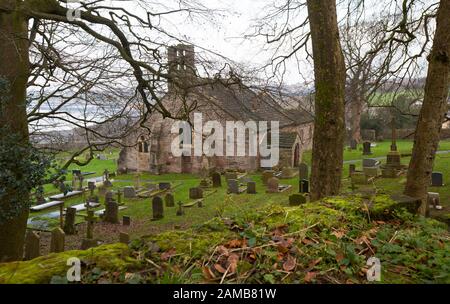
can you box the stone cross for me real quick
[50,227,65,253]
[24,231,40,260]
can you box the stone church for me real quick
[118,44,314,174]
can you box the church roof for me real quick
[168,81,314,128]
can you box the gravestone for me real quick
[123,186,136,198]
[50,227,65,253]
[119,232,130,244]
[289,194,307,206]
[117,190,122,204]
[362,159,380,168]
[105,191,114,204]
[247,181,257,194]
[350,139,358,150]
[299,163,309,181]
[299,179,309,193]
[362,141,372,155]
[63,207,77,235]
[431,172,444,187]
[351,172,369,185]
[225,172,238,180]
[123,216,131,226]
[363,167,380,177]
[86,210,96,240]
[159,182,171,190]
[267,177,279,193]
[165,193,175,207]
[104,201,119,224]
[262,170,274,185]
[212,172,222,188]
[24,231,40,260]
[227,179,239,194]
[427,192,441,210]
[349,164,356,176]
[176,201,184,216]
[189,187,203,199]
[152,196,164,220]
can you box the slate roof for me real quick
[170,81,314,128]
[279,132,299,149]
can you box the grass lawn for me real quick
[30,140,449,242]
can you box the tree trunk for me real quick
[404,0,450,215]
[308,0,346,201]
[0,2,30,262]
[350,94,363,143]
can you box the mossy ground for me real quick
[3,194,449,284]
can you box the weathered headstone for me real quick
[105,191,114,204]
[212,172,222,188]
[63,207,77,235]
[298,163,309,181]
[363,167,380,177]
[119,232,130,244]
[176,201,184,216]
[123,186,136,198]
[104,201,119,224]
[267,177,279,193]
[289,194,307,206]
[227,179,239,194]
[262,170,274,185]
[427,192,441,210]
[362,141,372,155]
[152,196,164,220]
[189,187,203,199]
[350,139,358,150]
[349,164,356,176]
[50,227,65,253]
[362,158,380,168]
[159,182,171,190]
[123,215,131,226]
[165,193,175,207]
[299,179,309,193]
[351,172,369,185]
[86,210,96,239]
[431,172,444,187]
[24,231,40,260]
[247,181,257,194]
[225,172,238,180]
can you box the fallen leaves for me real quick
[282,255,296,272]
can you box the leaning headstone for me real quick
[247,181,257,194]
[289,194,307,206]
[298,163,309,181]
[50,227,65,253]
[227,179,239,194]
[212,172,222,188]
[165,193,175,207]
[24,231,40,260]
[119,232,130,244]
[262,170,274,185]
[63,207,77,235]
[123,186,136,198]
[104,201,119,224]
[189,187,203,199]
[431,172,444,187]
[299,179,309,193]
[122,216,131,226]
[267,177,279,193]
[159,182,171,190]
[152,196,164,220]
[362,141,372,155]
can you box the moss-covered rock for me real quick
[0,243,137,284]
